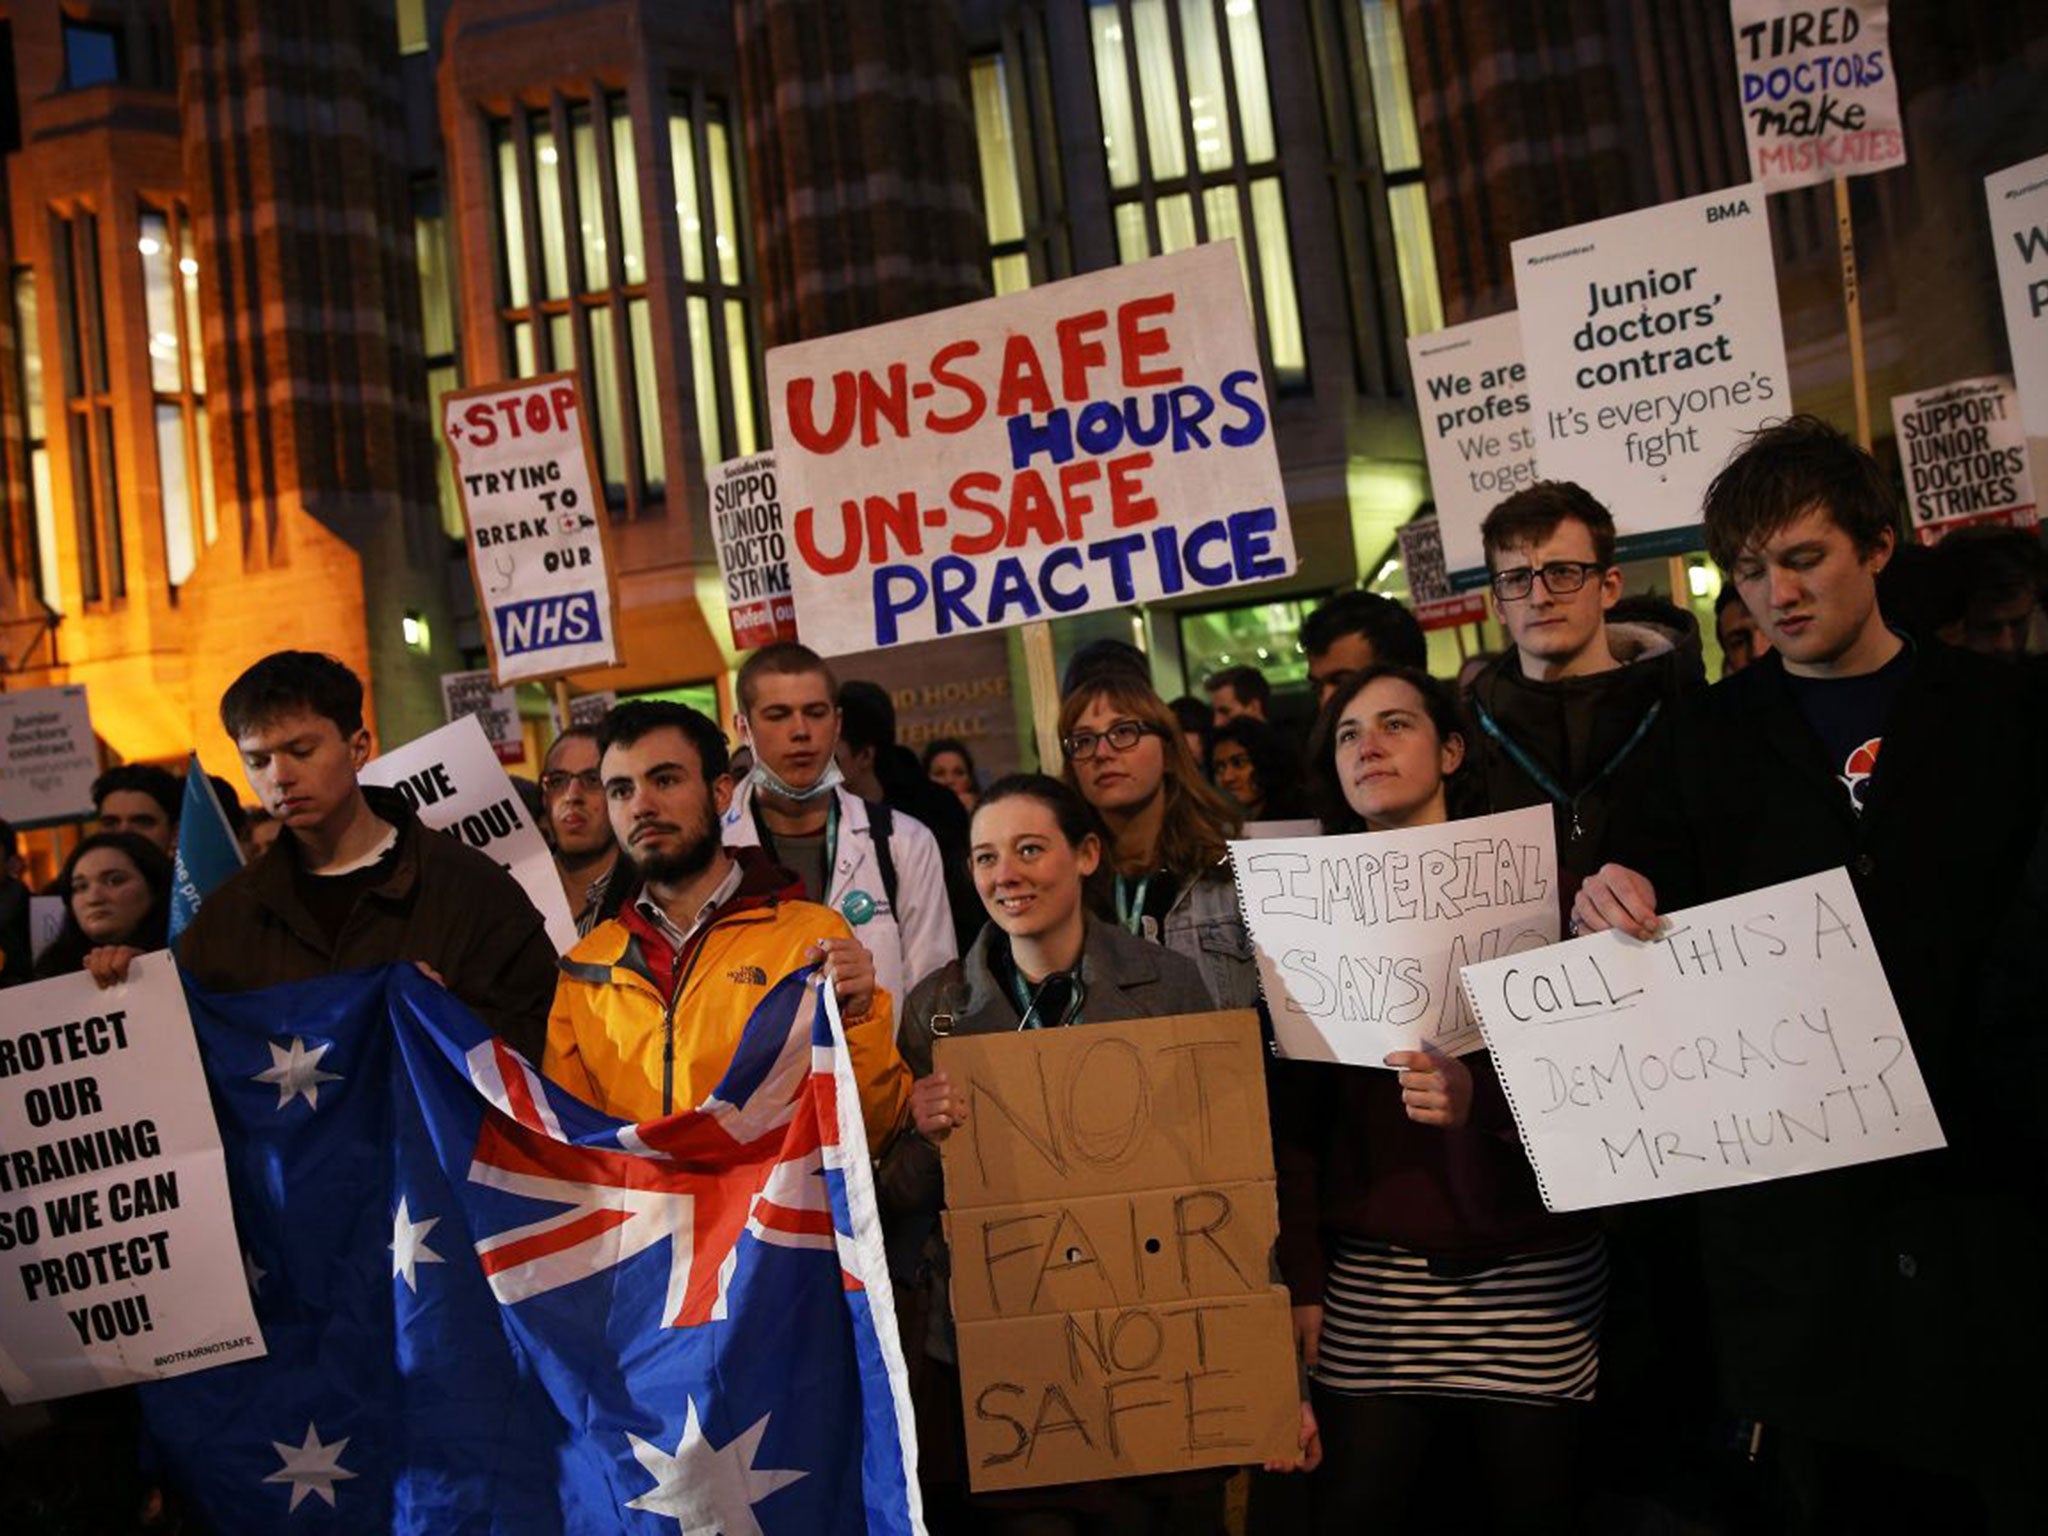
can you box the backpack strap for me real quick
[866,799,900,914]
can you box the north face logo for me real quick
[728,965,768,986]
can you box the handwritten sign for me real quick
[360,716,577,955]
[1731,2,1905,192]
[442,372,620,683]
[0,685,97,829]
[1890,376,2037,541]
[1988,154,2048,489]
[0,956,265,1401]
[440,670,523,765]
[1461,869,1944,1212]
[711,452,798,651]
[1407,313,1538,588]
[1232,807,1558,1065]
[1397,517,1490,630]
[1513,188,1791,560]
[766,242,1293,655]
[935,1011,1297,1491]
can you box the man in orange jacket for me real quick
[544,700,910,1153]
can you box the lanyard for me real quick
[1008,966,1085,1031]
[1473,699,1661,842]
[1114,872,1152,936]
[752,795,838,885]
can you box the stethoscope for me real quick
[1008,965,1086,1032]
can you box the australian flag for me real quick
[140,963,924,1535]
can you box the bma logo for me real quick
[1706,198,1753,223]
[496,592,602,656]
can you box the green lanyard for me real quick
[752,796,839,886]
[1008,967,1085,1031]
[1114,872,1152,936]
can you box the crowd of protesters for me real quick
[3,415,2046,1535]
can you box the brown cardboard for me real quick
[934,1012,1299,1491]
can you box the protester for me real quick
[721,643,956,1004]
[243,806,283,857]
[33,832,173,979]
[1577,417,2048,1528]
[921,736,980,813]
[1207,663,1270,725]
[1210,714,1308,823]
[88,651,560,1062]
[1466,481,1703,891]
[1060,635,1152,696]
[543,700,908,1147]
[0,816,29,986]
[1933,524,2047,657]
[1714,583,1770,676]
[1057,675,1257,1008]
[541,725,624,936]
[1300,588,1428,703]
[91,762,182,854]
[1168,693,1212,768]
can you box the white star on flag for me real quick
[389,1196,444,1293]
[253,1036,342,1110]
[263,1423,357,1512]
[244,1251,267,1295]
[623,1399,805,1536]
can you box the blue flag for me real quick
[168,755,244,941]
[141,965,924,1535]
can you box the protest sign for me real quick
[0,685,97,828]
[1233,806,1558,1066]
[766,242,1293,656]
[0,955,265,1401]
[1890,376,2037,541]
[360,715,577,954]
[1406,313,1538,588]
[1461,868,1944,1212]
[549,689,615,737]
[1730,2,1905,192]
[1988,154,2048,485]
[1513,188,1791,558]
[442,372,620,683]
[440,670,523,764]
[710,451,798,651]
[935,1011,1297,1491]
[1396,516,1490,630]
[27,896,64,965]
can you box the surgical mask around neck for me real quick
[750,753,844,804]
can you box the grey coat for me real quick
[1159,861,1260,1011]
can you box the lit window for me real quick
[10,269,59,613]
[971,56,1031,293]
[667,95,763,465]
[397,0,430,56]
[1359,1,1441,339]
[53,210,122,604]
[138,205,212,587]
[414,180,464,540]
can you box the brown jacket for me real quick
[176,785,556,1061]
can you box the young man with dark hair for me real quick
[541,725,622,936]
[96,651,560,1061]
[1713,584,1769,676]
[92,763,183,854]
[545,700,908,1147]
[722,643,955,1004]
[1466,480,1703,886]
[1205,664,1270,726]
[1576,417,2048,1526]
[1300,589,1428,702]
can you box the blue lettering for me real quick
[1007,410,1075,470]
[1168,385,1214,451]
[1219,369,1268,448]
[1076,401,1124,456]
[985,557,1042,625]
[1185,520,1233,586]
[1123,392,1170,448]
[1150,524,1186,595]
[1228,506,1286,580]
[872,564,928,647]
[1087,533,1146,601]
[931,555,982,634]
[494,592,602,657]
[1039,548,1089,612]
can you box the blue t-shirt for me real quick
[1781,643,1913,815]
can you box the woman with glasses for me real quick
[540,726,628,936]
[1275,664,1605,1535]
[1055,676,1259,1009]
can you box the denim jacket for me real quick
[1159,861,1260,1011]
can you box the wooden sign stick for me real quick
[1833,176,1873,450]
[1019,620,1063,773]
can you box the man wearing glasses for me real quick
[1466,481,1703,892]
[542,725,624,937]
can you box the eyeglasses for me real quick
[1488,560,1607,601]
[1061,720,1156,761]
[540,768,603,797]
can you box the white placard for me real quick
[710,452,798,651]
[766,242,1293,656]
[0,955,267,1401]
[1462,868,1945,1212]
[551,690,615,736]
[360,716,577,955]
[0,686,98,828]
[27,896,65,964]
[1988,154,2048,489]
[1730,2,1905,193]
[1231,805,1559,1065]
[1396,517,1491,630]
[442,372,620,683]
[439,670,523,765]
[1513,188,1791,560]
[1890,376,2037,541]
[1407,313,1538,587]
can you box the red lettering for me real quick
[865,490,923,562]
[549,384,577,432]
[1005,470,1062,548]
[1107,453,1159,527]
[1119,295,1181,388]
[785,373,858,455]
[1055,309,1111,402]
[794,501,861,575]
[996,334,1056,416]
[859,364,911,447]
[464,401,498,448]
[926,340,986,433]
[1058,459,1102,542]
[949,471,1005,556]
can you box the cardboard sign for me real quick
[440,670,523,765]
[1397,517,1491,630]
[1890,376,2037,541]
[1513,187,1791,560]
[766,242,1293,655]
[1407,313,1538,589]
[1461,868,1944,1212]
[1731,2,1905,192]
[1232,806,1559,1065]
[0,955,266,1401]
[442,373,621,683]
[935,1011,1297,1491]
[1988,154,2048,488]
[0,685,98,828]
[710,452,798,651]
[360,716,577,955]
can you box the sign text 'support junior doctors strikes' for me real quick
[766,242,1295,656]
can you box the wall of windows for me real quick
[139,203,214,587]
[1357,1,1440,339]
[52,208,121,605]
[414,179,464,539]
[971,56,1031,295]
[668,91,760,467]
[1086,0,1307,390]
[11,267,59,612]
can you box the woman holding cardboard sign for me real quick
[1278,665,1606,1534]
